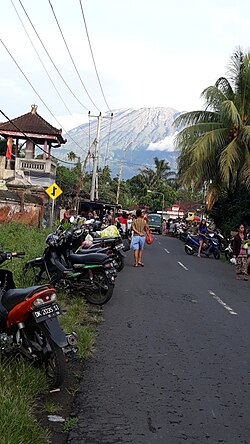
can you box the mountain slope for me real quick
[55,107,180,178]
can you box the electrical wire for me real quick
[79,0,111,112]
[48,0,100,113]
[0,109,77,166]
[18,0,89,113]
[11,0,71,115]
[104,113,113,165]
[0,37,88,155]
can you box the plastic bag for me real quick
[100,225,120,238]
[146,231,153,245]
[85,234,93,242]
[230,257,236,265]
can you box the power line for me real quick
[48,0,100,113]
[11,0,71,115]
[18,0,89,113]
[79,0,111,112]
[0,37,88,155]
[0,109,77,166]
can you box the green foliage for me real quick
[0,359,49,444]
[0,222,101,444]
[174,48,250,209]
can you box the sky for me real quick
[1,0,250,136]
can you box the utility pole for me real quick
[116,142,132,204]
[90,112,102,201]
[76,139,97,214]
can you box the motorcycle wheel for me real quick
[85,271,114,305]
[27,325,65,388]
[225,251,233,261]
[185,245,194,255]
[115,252,125,272]
[213,250,220,260]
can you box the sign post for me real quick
[45,182,63,228]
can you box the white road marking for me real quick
[208,290,238,316]
[164,248,170,254]
[177,261,188,271]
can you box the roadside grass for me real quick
[0,222,102,443]
[59,292,102,359]
[0,358,49,444]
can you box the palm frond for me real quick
[219,137,241,185]
[201,85,228,111]
[219,100,242,128]
[238,125,250,150]
[174,122,224,150]
[215,77,235,100]
[173,110,219,129]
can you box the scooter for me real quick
[0,251,77,387]
[185,233,220,259]
[23,227,117,305]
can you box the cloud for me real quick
[147,132,178,152]
[51,113,89,132]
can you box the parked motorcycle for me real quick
[185,233,220,259]
[177,226,189,242]
[23,227,117,305]
[0,251,76,387]
[214,229,227,252]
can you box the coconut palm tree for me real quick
[174,48,250,208]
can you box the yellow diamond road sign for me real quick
[45,182,63,200]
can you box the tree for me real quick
[67,151,77,162]
[174,48,250,208]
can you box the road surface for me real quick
[68,236,250,444]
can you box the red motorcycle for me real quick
[0,251,76,387]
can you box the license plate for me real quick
[33,304,60,323]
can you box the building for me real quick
[158,204,185,220]
[0,105,66,224]
[0,104,66,188]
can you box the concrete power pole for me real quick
[90,113,102,201]
[116,142,132,204]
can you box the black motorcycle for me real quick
[23,227,116,305]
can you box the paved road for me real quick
[68,236,250,444]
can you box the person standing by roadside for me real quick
[232,224,249,280]
[162,219,167,236]
[131,209,149,267]
[197,218,213,257]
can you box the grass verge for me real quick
[0,358,49,444]
[0,222,101,443]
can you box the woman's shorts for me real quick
[130,235,146,250]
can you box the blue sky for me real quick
[1,0,250,131]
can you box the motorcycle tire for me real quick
[84,271,114,305]
[213,250,220,260]
[225,251,233,261]
[185,245,194,255]
[27,324,66,388]
[115,252,125,272]
[219,244,226,252]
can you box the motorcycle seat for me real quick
[68,253,109,265]
[2,286,43,311]
[77,247,109,254]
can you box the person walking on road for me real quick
[131,209,149,267]
[232,224,249,280]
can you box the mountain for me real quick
[55,107,181,178]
